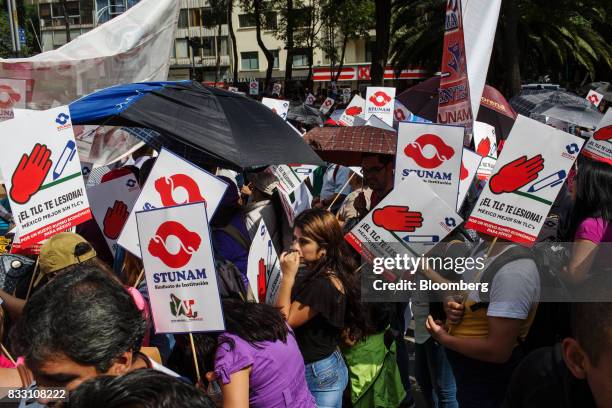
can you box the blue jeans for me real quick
[304,350,348,408]
[415,338,458,408]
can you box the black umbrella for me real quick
[287,103,324,126]
[70,81,324,170]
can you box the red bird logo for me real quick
[148,221,202,269]
[369,91,392,107]
[345,106,362,116]
[0,85,21,109]
[154,174,206,207]
[404,134,455,169]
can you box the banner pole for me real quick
[327,173,355,211]
[189,333,201,382]
[133,268,145,288]
[25,258,40,302]
[1,343,16,365]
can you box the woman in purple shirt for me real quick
[194,299,315,408]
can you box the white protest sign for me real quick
[365,115,395,131]
[0,106,91,248]
[465,115,584,245]
[0,78,26,121]
[261,98,290,120]
[80,161,94,184]
[305,93,316,106]
[457,148,482,212]
[365,87,396,126]
[473,121,497,181]
[349,166,363,177]
[87,173,141,255]
[228,86,239,93]
[249,81,259,95]
[118,148,228,257]
[320,97,335,115]
[345,173,462,263]
[247,220,282,304]
[393,99,411,127]
[136,202,224,333]
[586,89,604,107]
[289,164,319,183]
[272,82,282,96]
[395,122,464,209]
[582,109,612,165]
[279,181,312,226]
[267,165,302,195]
[338,95,366,126]
[342,88,352,103]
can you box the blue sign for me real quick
[18,27,26,46]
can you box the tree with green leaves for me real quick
[204,0,228,85]
[371,0,392,86]
[240,0,275,91]
[227,0,239,84]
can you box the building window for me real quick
[241,51,259,70]
[293,51,309,68]
[294,7,312,28]
[219,36,229,56]
[365,41,375,63]
[264,12,277,30]
[178,9,189,28]
[176,38,189,59]
[190,8,202,27]
[39,3,52,27]
[202,37,215,57]
[271,50,279,69]
[202,7,227,25]
[238,13,256,28]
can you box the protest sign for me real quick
[267,165,302,195]
[345,173,463,263]
[438,0,473,137]
[0,78,25,121]
[457,148,482,211]
[136,202,224,333]
[0,107,91,248]
[473,121,497,180]
[249,81,259,95]
[395,122,464,209]
[342,88,352,103]
[246,220,282,304]
[365,115,395,131]
[261,98,290,120]
[582,109,612,165]
[305,93,316,106]
[365,87,396,126]
[289,164,319,183]
[586,89,604,107]
[393,99,411,127]
[465,115,584,245]
[338,95,366,127]
[228,86,239,93]
[320,97,335,115]
[279,181,312,226]
[87,173,141,255]
[118,148,228,257]
[73,125,98,159]
[272,82,282,96]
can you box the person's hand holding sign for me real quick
[489,155,544,194]
[10,143,52,204]
[372,205,424,232]
[103,200,129,240]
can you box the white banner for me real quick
[466,115,584,245]
[582,109,612,165]
[395,122,464,209]
[345,173,462,262]
[0,107,91,247]
[365,87,396,126]
[305,93,316,106]
[249,81,259,95]
[338,95,366,126]
[87,173,141,255]
[586,89,604,107]
[267,165,302,195]
[246,220,282,304]
[457,148,482,211]
[320,97,335,115]
[137,202,224,333]
[261,98,290,121]
[118,148,228,257]
[279,181,312,226]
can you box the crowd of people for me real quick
[0,96,609,408]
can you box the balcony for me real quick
[176,26,228,39]
[171,55,230,67]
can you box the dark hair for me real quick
[67,369,215,408]
[567,157,612,239]
[194,298,289,372]
[571,302,612,365]
[12,265,147,372]
[362,153,394,167]
[138,158,156,188]
[293,208,369,340]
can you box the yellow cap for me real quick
[38,232,97,277]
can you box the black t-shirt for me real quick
[503,344,596,408]
[292,271,346,364]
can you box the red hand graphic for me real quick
[489,155,545,194]
[460,161,469,180]
[257,258,267,303]
[10,143,53,204]
[476,137,491,157]
[103,200,129,240]
[372,206,424,232]
[593,125,611,141]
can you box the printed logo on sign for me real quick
[358,66,370,80]
[394,108,406,122]
[404,134,455,169]
[170,293,198,319]
[369,91,392,108]
[260,223,266,237]
[154,174,206,207]
[148,221,202,268]
[460,161,469,180]
[0,85,21,109]
[588,94,600,105]
[565,143,580,155]
[440,216,457,232]
[55,113,72,131]
[447,42,464,74]
[445,0,459,30]
[346,106,362,116]
[593,125,611,142]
